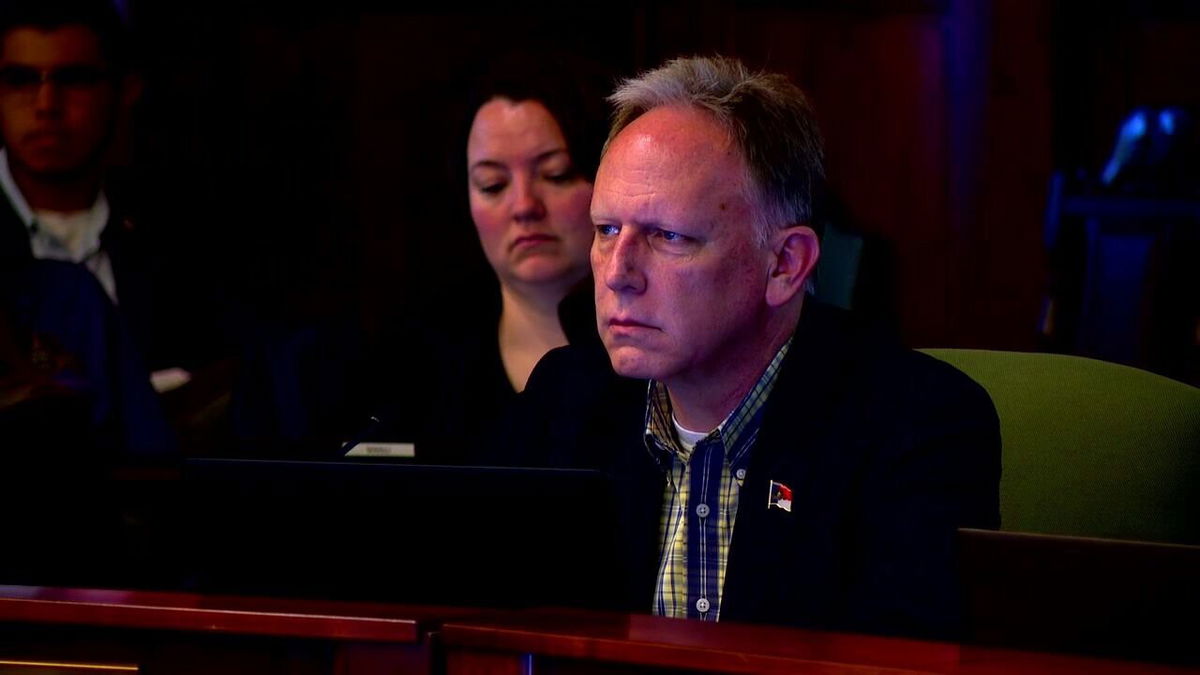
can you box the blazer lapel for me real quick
[722,301,869,625]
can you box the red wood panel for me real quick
[442,609,1198,675]
[445,611,955,674]
[949,1,1053,350]
[671,3,1055,349]
[445,649,529,675]
[0,585,470,643]
[730,10,954,345]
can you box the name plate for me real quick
[344,442,416,458]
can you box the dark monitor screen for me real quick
[180,459,624,609]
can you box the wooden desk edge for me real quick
[0,590,426,643]
[440,616,1200,675]
[440,621,948,675]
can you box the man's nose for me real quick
[600,230,647,294]
[33,81,64,116]
[512,176,547,222]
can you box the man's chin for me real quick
[605,347,668,381]
[13,158,91,181]
[11,144,98,181]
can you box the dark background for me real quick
[116,0,1200,353]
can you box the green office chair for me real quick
[921,349,1200,544]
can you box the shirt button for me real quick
[695,597,711,613]
[695,503,710,518]
[735,469,747,480]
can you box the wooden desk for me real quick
[0,585,475,674]
[2,587,1195,674]
[441,609,1199,675]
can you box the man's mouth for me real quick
[609,316,656,329]
[25,129,69,143]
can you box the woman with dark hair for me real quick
[356,53,613,463]
[463,54,610,393]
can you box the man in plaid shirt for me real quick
[517,55,1000,639]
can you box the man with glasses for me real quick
[0,1,202,394]
[0,0,137,303]
[0,1,185,463]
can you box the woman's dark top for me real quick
[364,280,599,465]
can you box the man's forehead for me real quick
[594,105,750,215]
[0,25,107,66]
[613,105,733,161]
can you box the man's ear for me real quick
[106,73,144,166]
[119,72,143,111]
[765,225,820,308]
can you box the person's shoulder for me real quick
[0,190,23,234]
[796,300,995,417]
[505,343,641,468]
[902,348,990,399]
[524,342,645,426]
[527,342,617,395]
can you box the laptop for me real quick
[180,458,623,609]
[957,527,1200,664]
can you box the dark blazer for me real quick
[516,299,1001,639]
[0,189,204,373]
[1,258,175,459]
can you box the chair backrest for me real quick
[811,220,864,310]
[922,349,1200,544]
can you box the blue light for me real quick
[1101,110,1150,185]
[1124,110,1148,138]
[1159,109,1177,135]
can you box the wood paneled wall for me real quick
[127,0,1196,349]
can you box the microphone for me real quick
[338,411,416,459]
[338,414,383,455]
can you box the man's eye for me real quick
[595,224,619,237]
[0,67,39,88]
[647,229,699,254]
[0,66,108,89]
[53,66,106,87]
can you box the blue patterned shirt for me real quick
[645,340,791,620]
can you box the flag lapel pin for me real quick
[768,480,793,512]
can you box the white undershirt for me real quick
[672,416,714,453]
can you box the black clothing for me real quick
[513,299,1002,639]
[362,280,600,465]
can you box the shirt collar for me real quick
[0,147,36,228]
[1,147,111,261]
[643,338,793,472]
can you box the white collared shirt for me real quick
[0,147,117,303]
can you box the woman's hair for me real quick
[461,51,615,182]
[432,51,616,303]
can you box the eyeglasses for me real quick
[0,65,110,93]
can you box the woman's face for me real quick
[467,97,594,293]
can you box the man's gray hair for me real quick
[606,55,825,247]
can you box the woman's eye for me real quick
[478,182,506,195]
[543,172,575,185]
